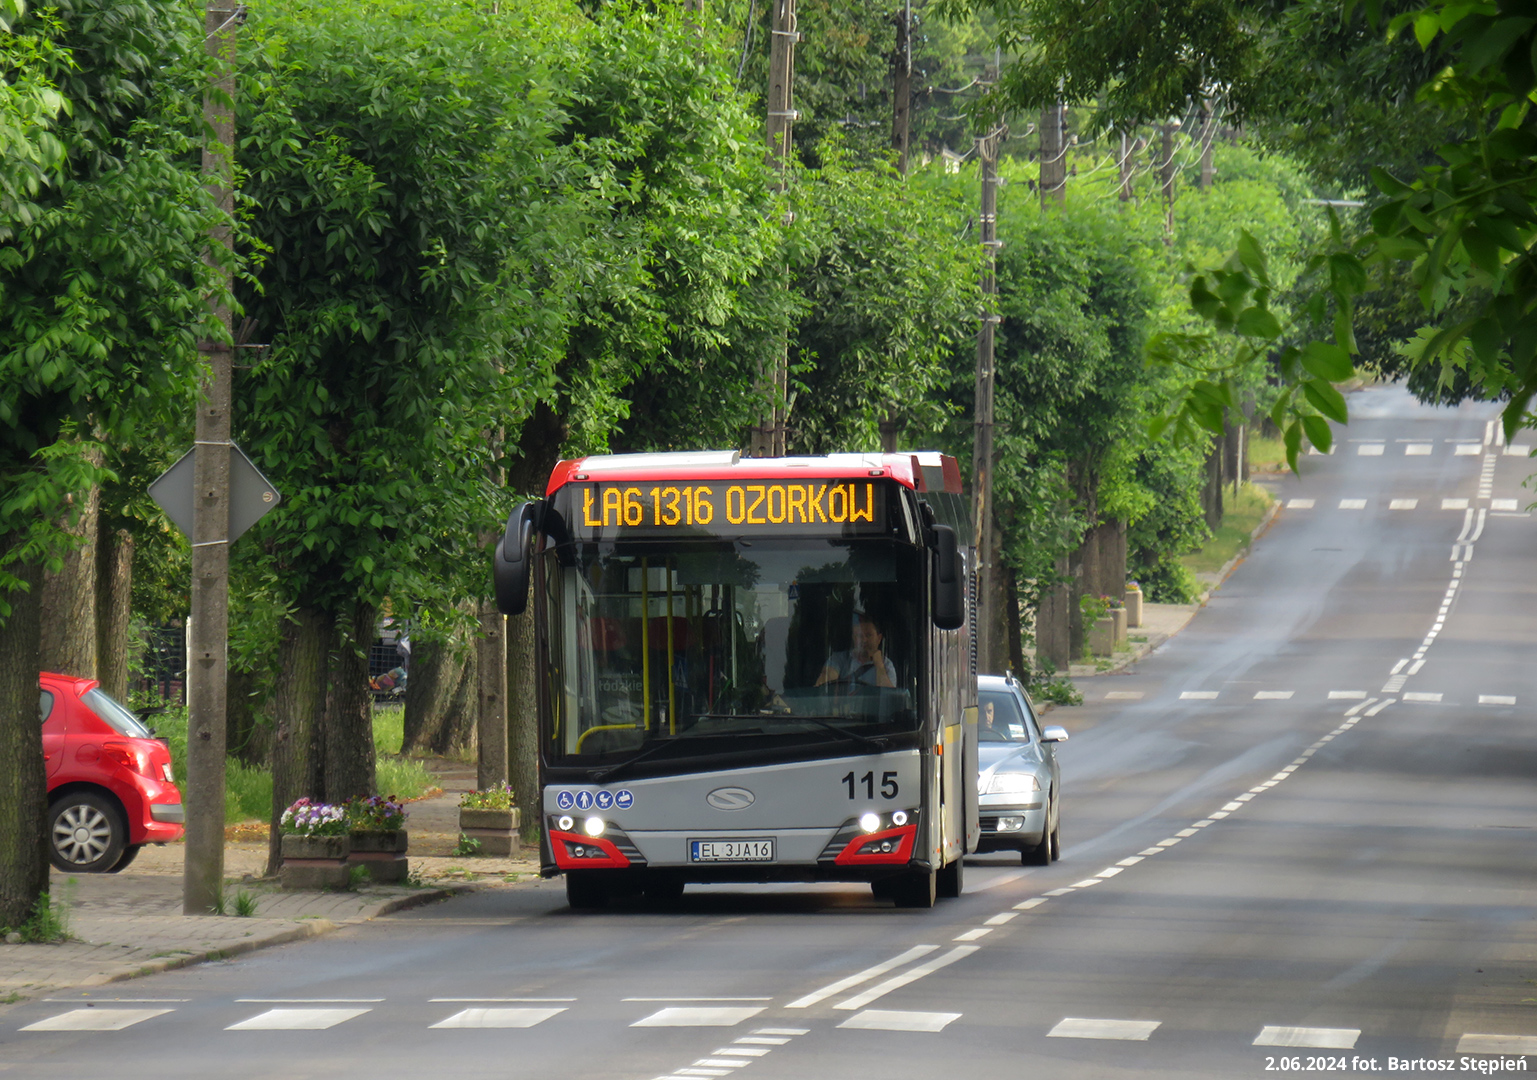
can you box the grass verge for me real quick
[1180,483,1275,577]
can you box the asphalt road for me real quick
[3,386,1533,1080]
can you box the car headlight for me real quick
[984,772,1041,795]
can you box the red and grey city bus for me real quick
[492,451,977,908]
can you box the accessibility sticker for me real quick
[615,790,634,810]
[595,790,614,810]
[555,790,575,811]
[575,790,594,811]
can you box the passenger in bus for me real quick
[815,613,897,688]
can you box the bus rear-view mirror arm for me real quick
[494,500,543,616]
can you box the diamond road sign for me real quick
[147,442,282,542]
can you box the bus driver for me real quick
[815,613,897,689]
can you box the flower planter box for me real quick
[280,833,351,890]
[1087,616,1116,657]
[347,830,409,884]
[1124,584,1143,628]
[1111,606,1128,648]
[458,808,521,857]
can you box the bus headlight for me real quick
[557,815,574,831]
[583,817,605,837]
[859,812,881,834]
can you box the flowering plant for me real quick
[279,798,348,836]
[459,781,514,811]
[346,794,406,832]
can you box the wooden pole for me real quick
[972,128,1002,673]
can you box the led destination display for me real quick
[561,480,891,538]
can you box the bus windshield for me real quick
[542,539,923,771]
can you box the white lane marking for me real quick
[1484,420,1496,445]
[1193,819,1216,826]
[633,1008,767,1027]
[22,1008,173,1032]
[1181,691,1218,700]
[1339,499,1367,509]
[1407,660,1425,675]
[1014,897,1048,910]
[1405,444,1432,455]
[735,1036,790,1045]
[1157,838,1182,847]
[1105,691,1144,700]
[235,998,383,1003]
[1254,1026,1361,1049]
[1235,793,1256,801]
[1442,498,1469,510]
[1329,691,1366,700]
[1344,698,1377,716]
[1507,444,1530,456]
[1458,1034,1537,1055]
[692,1059,750,1069]
[1403,692,1443,703]
[1469,508,1488,541]
[1176,828,1199,837]
[833,947,979,1011]
[1389,498,1418,510]
[786,946,939,1009]
[1365,698,1396,716]
[430,1008,567,1029]
[226,1008,371,1031]
[839,1010,961,1033]
[1117,856,1144,867]
[985,912,1019,925]
[754,1028,810,1035]
[968,870,1026,892]
[1492,498,1518,511]
[674,1071,732,1078]
[1072,878,1104,888]
[709,1047,770,1057]
[1254,691,1294,700]
[1456,508,1476,541]
[1455,443,1481,455]
[1286,499,1315,509]
[1137,847,1165,856]
[1382,675,1408,692]
[1480,695,1516,705]
[1209,811,1229,819]
[1095,867,1124,879]
[430,997,576,1002]
[1048,1018,1162,1041]
[1222,802,1244,811]
[40,999,190,1003]
[1357,444,1384,456]
[953,928,992,941]
[626,998,772,1002]
[1043,887,1075,896]
[1390,658,1409,675]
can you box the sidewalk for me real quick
[1064,600,1201,679]
[1,760,545,1001]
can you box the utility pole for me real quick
[972,128,1003,673]
[1160,120,1179,242]
[879,0,912,455]
[185,0,239,915]
[1118,130,1137,202]
[891,0,911,176]
[750,0,798,458]
[1038,101,1065,208]
[1198,100,1215,189]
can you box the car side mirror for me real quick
[493,501,542,616]
[1041,725,1069,743]
[930,524,964,630]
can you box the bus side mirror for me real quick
[493,501,541,616]
[931,524,964,630]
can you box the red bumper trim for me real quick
[834,823,917,865]
[549,829,631,869]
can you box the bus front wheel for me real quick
[565,871,610,910]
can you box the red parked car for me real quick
[40,673,184,872]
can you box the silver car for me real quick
[976,674,1067,864]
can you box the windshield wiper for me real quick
[699,712,889,753]
[591,735,693,783]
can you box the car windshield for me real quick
[979,688,1033,743]
[542,538,923,770]
[83,688,154,738]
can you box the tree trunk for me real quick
[1005,572,1026,678]
[506,575,539,843]
[476,600,507,789]
[266,608,328,876]
[1066,547,1086,661]
[227,666,270,768]
[1034,555,1073,673]
[39,478,100,679]
[435,636,477,757]
[980,550,1009,675]
[94,526,133,701]
[321,600,377,803]
[1203,437,1225,531]
[0,551,50,926]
